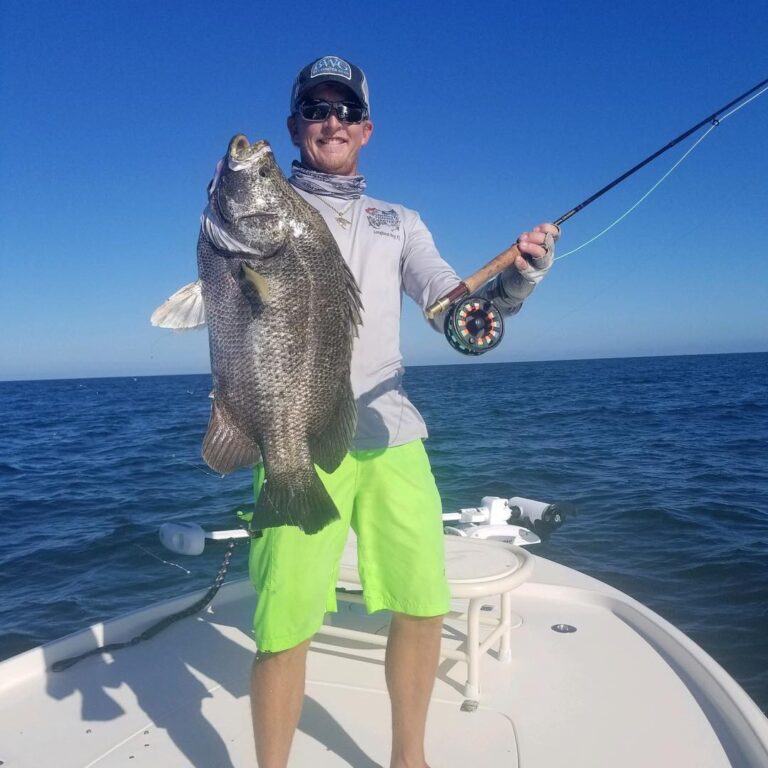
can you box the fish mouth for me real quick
[235,211,280,223]
[228,135,272,165]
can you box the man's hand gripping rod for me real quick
[425,76,768,321]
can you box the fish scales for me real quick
[198,135,362,534]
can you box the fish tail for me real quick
[254,471,340,535]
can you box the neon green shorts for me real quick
[248,439,450,653]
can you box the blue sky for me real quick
[1,0,766,381]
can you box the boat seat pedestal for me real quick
[317,537,534,699]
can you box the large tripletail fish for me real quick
[152,135,362,534]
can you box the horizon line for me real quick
[2,349,766,385]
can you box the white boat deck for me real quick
[1,553,767,767]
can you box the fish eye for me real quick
[259,167,270,178]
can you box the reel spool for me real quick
[444,296,504,355]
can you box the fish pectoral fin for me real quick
[238,263,271,312]
[202,400,262,474]
[150,280,206,330]
[309,384,357,474]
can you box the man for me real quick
[249,55,559,768]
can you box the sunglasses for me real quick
[296,99,368,124]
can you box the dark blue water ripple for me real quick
[1,354,766,713]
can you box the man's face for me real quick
[287,84,373,176]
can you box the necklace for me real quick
[313,194,355,229]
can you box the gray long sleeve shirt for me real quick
[293,186,535,450]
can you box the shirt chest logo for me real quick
[365,207,401,233]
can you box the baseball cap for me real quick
[290,55,370,116]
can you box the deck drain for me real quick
[551,623,577,633]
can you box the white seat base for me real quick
[317,536,534,698]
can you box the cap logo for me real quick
[310,56,352,81]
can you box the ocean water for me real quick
[1,353,766,713]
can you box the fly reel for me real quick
[444,296,504,355]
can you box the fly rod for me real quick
[425,75,768,324]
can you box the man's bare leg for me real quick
[251,638,311,768]
[385,613,444,768]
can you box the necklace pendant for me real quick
[336,214,352,229]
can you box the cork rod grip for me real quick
[424,242,521,320]
[463,242,521,294]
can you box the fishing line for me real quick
[425,76,768,355]
[554,124,716,261]
[555,81,768,261]
[524,81,768,344]
[174,458,223,478]
[169,450,222,478]
[720,81,768,119]
[134,543,191,574]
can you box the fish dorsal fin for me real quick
[340,259,364,337]
[150,280,206,330]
